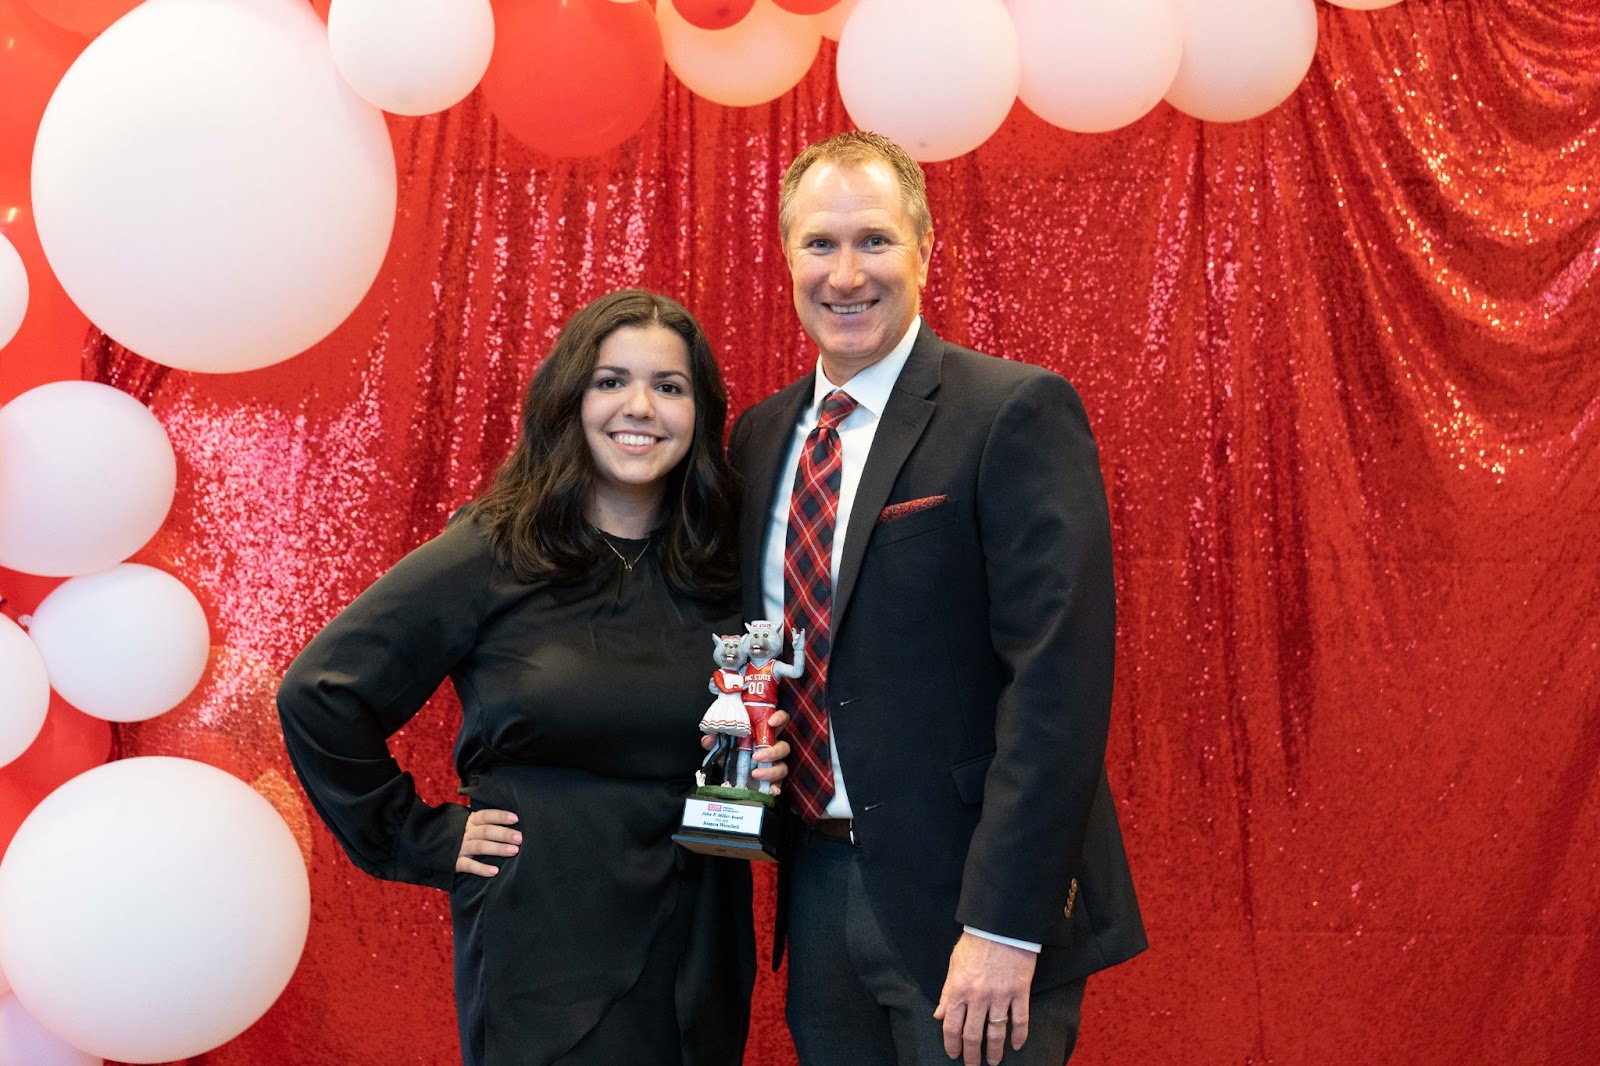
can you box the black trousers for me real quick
[785,827,1086,1066]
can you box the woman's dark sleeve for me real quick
[276,521,492,889]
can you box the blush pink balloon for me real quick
[813,0,856,40]
[0,381,176,577]
[27,564,210,723]
[1164,0,1319,122]
[658,0,820,107]
[328,0,496,116]
[0,757,310,1062]
[1008,0,1182,134]
[31,0,398,373]
[836,0,1019,162]
[0,616,47,768]
[0,993,101,1066]
[0,233,25,351]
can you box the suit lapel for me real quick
[739,374,812,621]
[833,325,943,629]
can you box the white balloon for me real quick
[0,757,309,1063]
[328,0,495,116]
[0,617,48,769]
[836,0,1019,162]
[659,0,821,108]
[0,381,176,578]
[0,234,25,351]
[31,0,396,373]
[1164,0,1319,122]
[1007,0,1181,134]
[814,0,858,40]
[27,565,209,723]
[1325,0,1403,8]
[0,994,102,1066]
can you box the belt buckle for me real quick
[816,818,858,846]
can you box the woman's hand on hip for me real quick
[456,808,521,877]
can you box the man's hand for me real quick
[750,708,792,792]
[697,711,792,794]
[932,932,1036,1065]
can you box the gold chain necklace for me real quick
[597,533,652,572]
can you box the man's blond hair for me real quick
[778,131,932,242]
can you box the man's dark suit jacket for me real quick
[729,322,1146,1001]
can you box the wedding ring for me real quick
[987,1014,1009,1025]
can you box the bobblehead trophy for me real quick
[673,621,804,863]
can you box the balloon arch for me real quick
[0,0,1417,1061]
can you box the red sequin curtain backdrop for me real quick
[91,2,1599,1063]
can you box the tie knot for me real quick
[818,390,858,431]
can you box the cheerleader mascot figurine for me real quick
[697,634,751,787]
[736,621,805,793]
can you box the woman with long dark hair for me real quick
[278,289,781,1064]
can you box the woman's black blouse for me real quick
[276,514,739,889]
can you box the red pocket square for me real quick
[877,495,950,524]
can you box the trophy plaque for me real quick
[673,786,778,863]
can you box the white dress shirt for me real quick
[758,317,1040,953]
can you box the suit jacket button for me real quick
[1063,878,1079,919]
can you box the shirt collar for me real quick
[807,316,921,420]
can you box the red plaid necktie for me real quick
[783,389,858,822]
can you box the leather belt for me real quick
[811,818,860,846]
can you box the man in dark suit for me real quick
[729,131,1146,1065]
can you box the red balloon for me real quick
[771,0,840,14]
[481,0,664,158]
[0,778,36,861]
[0,696,113,859]
[0,567,64,617]
[0,0,87,171]
[22,0,140,36]
[0,169,89,404]
[671,0,756,31]
[0,696,112,797]
[0,3,90,403]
